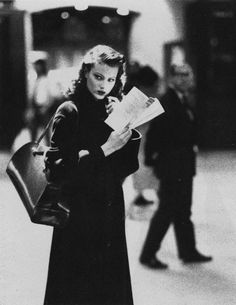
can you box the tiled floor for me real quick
[1,150,236,305]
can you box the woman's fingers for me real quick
[106,96,120,114]
[106,104,114,114]
[117,127,132,143]
[107,96,120,104]
[103,127,132,156]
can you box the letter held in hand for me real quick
[105,87,164,131]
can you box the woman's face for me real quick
[85,61,119,100]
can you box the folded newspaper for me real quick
[105,87,165,130]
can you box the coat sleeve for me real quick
[45,101,106,184]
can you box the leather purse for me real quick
[6,116,70,228]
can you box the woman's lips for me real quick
[97,90,106,96]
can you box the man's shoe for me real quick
[140,256,168,269]
[182,252,213,264]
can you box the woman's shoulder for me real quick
[56,100,78,117]
[58,100,78,112]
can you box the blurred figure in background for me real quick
[140,63,212,269]
[26,57,64,144]
[124,61,142,94]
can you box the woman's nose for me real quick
[99,82,105,89]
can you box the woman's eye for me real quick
[108,78,115,83]
[95,74,103,80]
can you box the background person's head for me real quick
[68,45,126,101]
[136,66,159,89]
[169,63,194,94]
[33,59,48,77]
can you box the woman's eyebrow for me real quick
[94,71,104,77]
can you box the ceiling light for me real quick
[74,3,88,11]
[61,11,70,19]
[102,16,111,24]
[116,7,129,16]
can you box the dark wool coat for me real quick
[144,87,197,179]
[44,88,140,305]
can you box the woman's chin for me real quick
[94,94,106,100]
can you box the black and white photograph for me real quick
[1,0,236,304]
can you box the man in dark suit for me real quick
[140,63,212,269]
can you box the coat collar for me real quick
[78,86,108,122]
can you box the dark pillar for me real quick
[185,1,236,149]
[0,5,32,149]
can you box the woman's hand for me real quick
[105,96,120,115]
[101,127,132,157]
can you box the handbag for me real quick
[6,115,70,228]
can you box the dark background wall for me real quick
[32,6,137,70]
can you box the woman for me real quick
[44,45,142,305]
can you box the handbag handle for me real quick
[36,114,55,145]
[34,101,77,151]
[32,114,55,156]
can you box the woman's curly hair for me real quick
[66,45,126,101]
